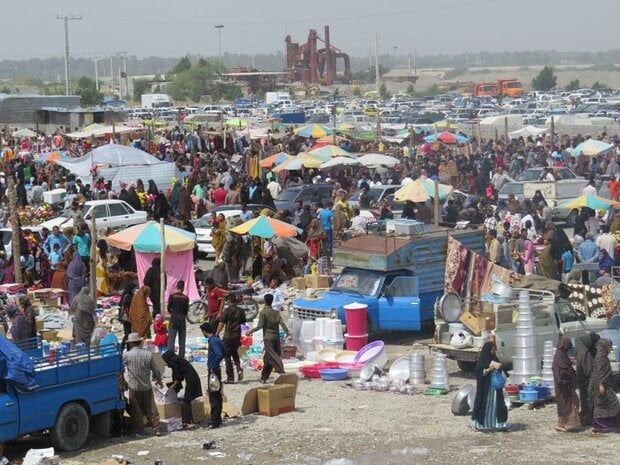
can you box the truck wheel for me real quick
[50,402,90,452]
[457,361,477,373]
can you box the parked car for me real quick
[38,200,147,231]
[192,204,275,257]
[275,184,334,213]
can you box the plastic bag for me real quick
[490,370,505,390]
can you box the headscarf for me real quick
[599,249,616,270]
[128,286,152,338]
[71,286,96,315]
[67,252,84,282]
[162,349,181,370]
[475,341,499,374]
[591,339,613,387]
[575,332,600,379]
[552,336,574,381]
[306,218,324,240]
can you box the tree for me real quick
[75,76,102,105]
[167,60,220,102]
[170,56,191,76]
[379,83,391,100]
[565,79,580,91]
[592,81,610,91]
[531,66,557,91]
[406,84,416,97]
[133,78,150,102]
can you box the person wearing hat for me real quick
[123,333,163,438]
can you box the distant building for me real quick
[381,69,419,84]
[36,106,125,131]
[220,68,292,94]
[0,94,80,125]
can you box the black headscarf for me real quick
[575,332,600,380]
[119,281,138,319]
[552,336,576,419]
[162,350,202,402]
[471,342,508,425]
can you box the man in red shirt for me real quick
[205,277,229,327]
[609,175,620,201]
[212,183,228,206]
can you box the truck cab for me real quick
[292,226,485,332]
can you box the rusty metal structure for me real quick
[285,26,352,85]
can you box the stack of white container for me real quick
[510,290,541,385]
[409,353,426,385]
[429,353,449,390]
[541,341,555,396]
[298,318,344,355]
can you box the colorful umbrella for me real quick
[272,153,325,173]
[571,139,614,157]
[260,152,291,168]
[308,144,350,158]
[35,151,70,164]
[319,157,360,169]
[230,215,300,239]
[424,131,469,145]
[224,118,248,128]
[357,153,399,167]
[394,178,454,203]
[294,124,333,138]
[432,121,460,132]
[12,128,37,138]
[558,194,620,211]
[106,221,196,253]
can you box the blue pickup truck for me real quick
[0,336,125,452]
[292,225,485,331]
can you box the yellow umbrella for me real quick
[433,120,460,132]
[230,216,300,238]
[394,179,454,203]
[558,194,620,211]
[272,153,324,173]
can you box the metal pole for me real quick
[215,25,224,62]
[434,180,440,226]
[159,219,166,314]
[374,33,380,95]
[89,216,97,299]
[94,58,99,91]
[56,15,82,95]
[109,56,114,93]
[504,116,508,141]
[550,116,555,144]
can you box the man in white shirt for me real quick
[582,180,597,196]
[267,179,282,199]
[596,225,617,258]
[491,167,514,191]
[252,277,285,311]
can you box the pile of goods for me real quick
[17,205,56,226]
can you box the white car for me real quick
[192,210,244,256]
[38,199,147,231]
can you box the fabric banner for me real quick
[135,251,200,304]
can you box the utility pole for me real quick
[56,14,82,95]
[93,57,101,90]
[215,25,224,62]
[109,56,114,93]
[119,52,129,99]
[374,33,380,95]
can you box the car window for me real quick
[388,276,418,297]
[556,168,574,179]
[277,189,300,202]
[316,187,332,201]
[108,203,129,216]
[91,205,109,219]
[516,169,541,182]
[299,188,316,201]
[556,302,581,323]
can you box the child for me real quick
[561,246,574,283]
[200,322,225,429]
[153,314,168,352]
[49,243,63,271]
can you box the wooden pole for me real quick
[6,174,22,283]
[159,219,166,314]
[504,116,508,141]
[550,116,555,145]
[89,216,97,299]
[433,180,440,226]
[477,122,483,146]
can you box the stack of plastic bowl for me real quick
[312,318,329,352]
[323,319,345,350]
[429,352,449,390]
[541,340,555,396]
[510,291,541,385]
[299,320,316,356]
[409,353,426,385]
[343,302,369,351]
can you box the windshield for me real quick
[193,215,212,228]
[516,169,542,182]
[277,189,300,202]
[332,269,382,296]
[348,188,383,202]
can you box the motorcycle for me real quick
[187,282,260,325]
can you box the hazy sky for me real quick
[2,0,619,60]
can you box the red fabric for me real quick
[609,179,620,201]
[153,321,168,347]
[213,188,227,206]
[207,287,228,317]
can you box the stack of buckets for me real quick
[429,352,449,390]
[298,318,344,355]
[409,353,426,385]
[541,341,555,396]
[344,302,369,351]
[510,290,541,385]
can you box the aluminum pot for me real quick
[491,279,515,299]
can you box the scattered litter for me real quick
[203,441,219,450]
[324,459,355,465]
[1,456,9,465]
[23,448,56,465]
[154,461,163,465]
[391,447,430,457]
[208,451,226,458]
[237,452,253,461]
[137,451,150,456]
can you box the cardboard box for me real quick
[191,398,205,423]
[204,400,240,420]
[35,319,45,331]
[304,274,330,289]
[481,312,496,331]
[291,277,307,290]
[459,311,484,336]
[257,384,296,417]
[242,373,299,417]
[155,402,182,419]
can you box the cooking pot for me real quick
[491,278,515,299]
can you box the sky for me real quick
[2,0,619,60]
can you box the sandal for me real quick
[237,370,244,382]
[554,425,568,432]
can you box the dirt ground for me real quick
[4,330,620,465]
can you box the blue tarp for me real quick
[0,335,36,389]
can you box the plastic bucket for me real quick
[345,333,369,352]
[344,302,368,337]
[283,345,297,359]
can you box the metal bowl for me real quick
[451,384,475,415]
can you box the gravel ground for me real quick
[4,329,620,465]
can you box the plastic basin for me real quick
[354,340,387,368]
[319,368,349,381]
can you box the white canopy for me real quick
[509,125,547,139]
[357,153,399,168]
[319,157,360,169]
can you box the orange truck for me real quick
[473,79,523,98]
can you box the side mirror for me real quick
[579,312,586,321]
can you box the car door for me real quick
[85,204,110,229]
[376,276,421,330]
[555,301,589,341]
[108,202,133,229]
[0,382,18,442]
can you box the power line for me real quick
[56,14,82,95]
